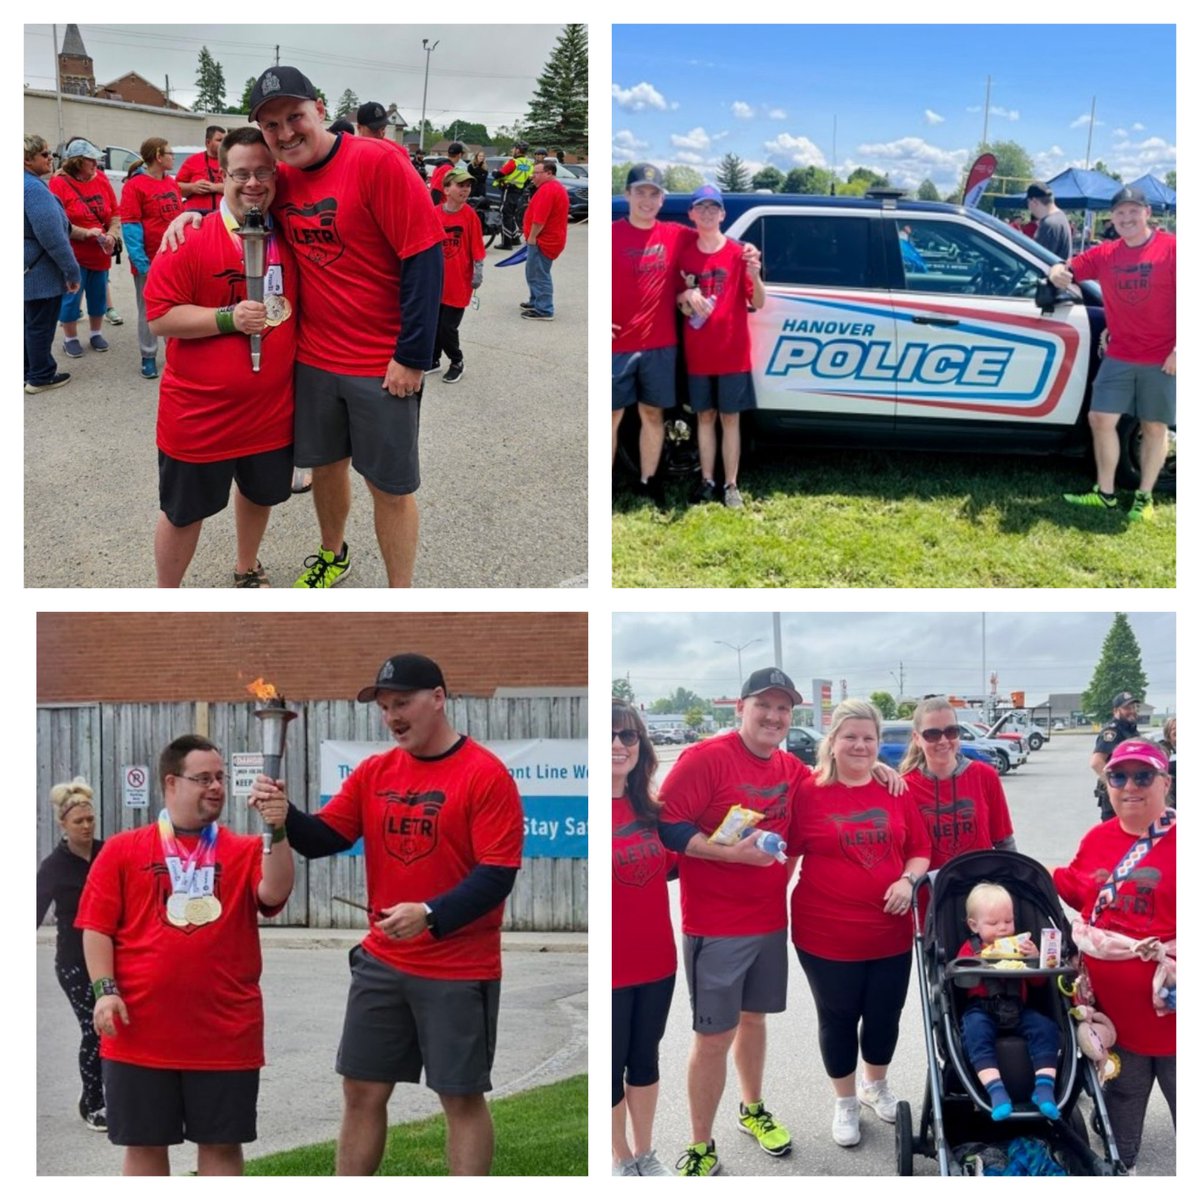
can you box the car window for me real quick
[741,213,879,290]
[111,148,141,174]
[894,217,1043,299]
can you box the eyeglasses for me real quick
[175,772,226,787]
[612,729,639,747]
[228,168,277,183]
[920,725,962,744]
[37,150,52,159]
[1105,769,1160,789]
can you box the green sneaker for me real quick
[1063,484,1118,509]
[675,1141,720,1176]
[737,1101,792,1156]
[293,542,351,588]
[1128,490,1156,523]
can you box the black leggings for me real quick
[56,959,104,1112]
[796,948,912,1079]
[612,974,676,1106]
[434,303,465,367]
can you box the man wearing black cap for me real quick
[1025,183,1072,260]
[249,653,524,1175]
[1050,185,1175,522]
[355,101,399,146]
[1090,691,1143,820]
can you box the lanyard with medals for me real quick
[157,809,221,927]
[220,198,292,327]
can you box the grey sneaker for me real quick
[90,333,109,352]
[62,338,83,359]
[612,1158,639,1176]
[634,1149,672,1176]
[105,307,124,325]
[723,483,744,509]
[857,1077,898,1123]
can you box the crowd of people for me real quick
[37,653,525,1176]
[24,69,578,588]
[612,681,1175,1176]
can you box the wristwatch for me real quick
[902,871,919,886]
[423,903,435,929]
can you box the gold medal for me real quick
[264,295,292,327]
[167,893,190,922]
[167,908,190,928]
[203,895,222,922]
[185,897,211,926]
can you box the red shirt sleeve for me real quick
[141,230,196,321]
[316,759,368,843]
[75,834,126,935]
[118,175,144,226]
[468,769,525,867]
[467,206,485,261]
[175,153,200,186]
[364,152,445,262]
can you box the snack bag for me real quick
[708,805,763,845]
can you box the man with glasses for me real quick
[1090,690,1143,821]
[76,734,292,1176]
[144,127,299,588]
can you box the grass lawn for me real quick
[244,1075,586,1175]
[612,450,1175,588]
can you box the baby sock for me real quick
[1033,1073,1060,1119]
[986,1078,1013,1121]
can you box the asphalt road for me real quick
[644,733,1175,1176]
[36,929,586,1176]
[24,225,587,588]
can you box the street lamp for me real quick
[715,638,762,689]
[419,37,439,153]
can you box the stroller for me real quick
[898,849,1124,1176]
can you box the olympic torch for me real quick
[248,678,295,854]
[236,206,267,373]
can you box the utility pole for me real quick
[274,45,280,66]
[52,24,64,153]
[419,38,439,153]
[982,75,991,147]
[164,75,170,104]
[715,639,762,690]
[1084,96,1097,169]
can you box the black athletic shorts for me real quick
[158,445,293,527]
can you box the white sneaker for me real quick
[612,1158,639,1176]
[634,1149,673,1176]
[857,1076,899,1123]
[832,1097,861,1146]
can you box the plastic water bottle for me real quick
[755,831,788,863]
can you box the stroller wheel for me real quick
[895,1100,914,1176]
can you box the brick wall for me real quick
[38,613,587,702]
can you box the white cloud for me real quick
[924,109,945,125]
[732,101,754,120]
[611,81,668,112]
[767,107,787,120]
[671,127,713,151]
[990,105,1020,121]
[673,150,706,165]
[1132,122,1145,131]
[613,129,649,153]
[1108,135,1176,179]
[852,137,970,192]
[1113,128,1128,139]
[1070,112,1104,129]
[764,131,827,166]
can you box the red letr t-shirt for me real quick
[788,777,931,960]
[176,151,224,213]
[272,136,444,376]
[1070,230,1176,364]
[316,738,524,980]
[118,173,184,274]
[612,795,677,989]
[1053,820,1175,1056]
[143,210,298,463]
[49,173,118,271]
[523,179,569,259]
[612,219,694,354]
[75,823,283,1070]
[659,731,809,937]
[678,235,755,375]
[902,760,1013,869]
[438,202,485,309]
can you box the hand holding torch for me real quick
[252,687,296,854]
[236,205,267,373]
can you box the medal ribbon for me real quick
[220,198,282,277]
[1090,806,1176,925]
[157,809,219,897]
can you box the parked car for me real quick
[878,723,999,771]
[785,725,823,766]
[484,155,588,222]
[955,724,1017,774]
[649,727,685,745]
[967,722,1029,766]
[989,713,1046,750]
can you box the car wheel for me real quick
[1116,415,1176,496]
[995,751,1010,775]
[1028,732,1044,751]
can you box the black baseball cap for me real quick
[1026,182,1053,201]
[328,118,355,136]
[356,101,392,130]
[1111,186,1149,209]
[1111,690,1139,709]
[741,668,803,705]
[249,66,320,122]
[626,162,666,192]
[357,654,447,702]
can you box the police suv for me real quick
[613,190,1174,492]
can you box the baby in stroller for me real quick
[958,883,1061,1121]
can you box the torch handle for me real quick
[261,751,283,854]
[246,275,264,374]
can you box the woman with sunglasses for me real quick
[1053,739,1175,1173]
[899,696,1017,872]
[611,700,676,1176]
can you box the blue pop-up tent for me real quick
[1128,174,1177,213]
[992,167,1127,211]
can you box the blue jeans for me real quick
[25,294,62,383]
[524,244,554,316]
[960,1003,1060,1072]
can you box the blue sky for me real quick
[613,24,1176,193]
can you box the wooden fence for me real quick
[36,697,587,931]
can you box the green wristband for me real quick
[215,306,236,334]
[92,976,120,1000]
[271,824,287,844]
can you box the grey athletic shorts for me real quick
[612,345,677,410]
[336,945,500,1094]
[294,362,422,494]
[1090,355,1175,424]
[683,928,788,1034]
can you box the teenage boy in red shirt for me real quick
[430,168,484,384]
[520,160,569,321]
[176,126,226,214]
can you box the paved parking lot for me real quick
[24,226,587,588]
[642,734,1175,1176]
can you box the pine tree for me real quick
[715,153,751,193]
[335,89,360,119]
[236,77,257,116]
[193,47,227,114]
[1081,614,1149,724]
[521,24,587,155]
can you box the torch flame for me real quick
[246,677,280,702]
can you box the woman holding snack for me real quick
[1053,739,1176,1174]
[611,699,676,1176]
[788,699,930,1149]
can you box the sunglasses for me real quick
[919,725,961,743]
[612,729,639,747]
[1105,769,1160,789]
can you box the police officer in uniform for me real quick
[496,141,533,249]
[1090,690,1142,820]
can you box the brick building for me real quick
[38,613,587,703]
[56,25,188,110]
[95,71,189,111]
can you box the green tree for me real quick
[1165,169,1176,191]
[751,165,785,192]
[193,47,227,113]
[335,88,360,119]
[684,705,706,732]
[1092,160,1122,182]
[897,700,917,719]
[235,76,257,115]
[917,178,940,201]
[783,165,833,195]
[715,152,751,193]
[665,165,704,193]
[870,691,898,720]
[613,161,633,195]
[612,678,634,703]
[1080,614,1149,724]
[441,120,490,147]
[522,23,588,155]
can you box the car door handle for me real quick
[911,315,960,327]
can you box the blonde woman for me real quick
[36,776,107,1130]
[787,700,930,1149]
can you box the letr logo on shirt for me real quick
[380,789,448,864]
[280,196,344,267]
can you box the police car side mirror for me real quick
[1035,278,1060,314]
